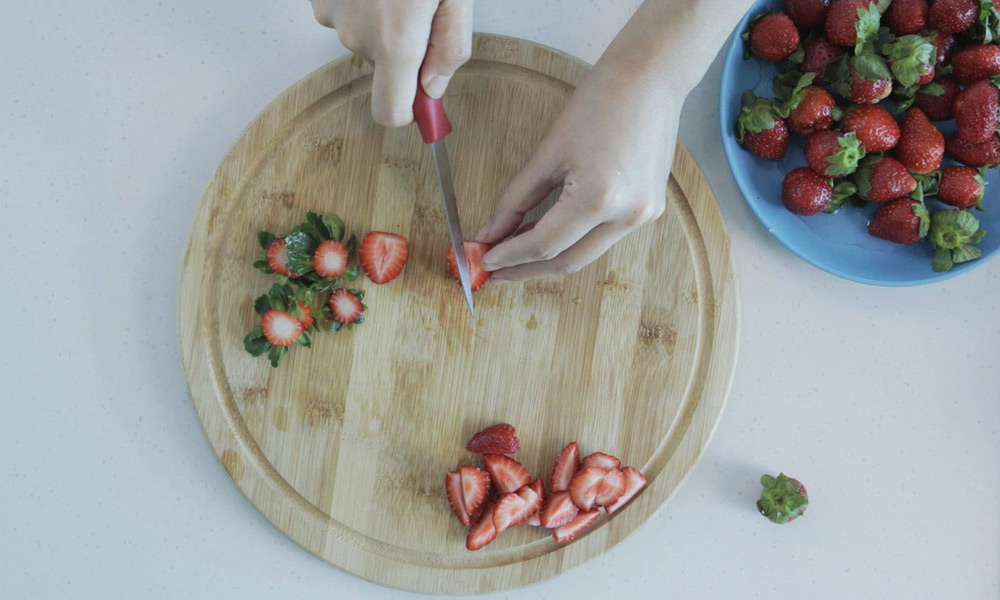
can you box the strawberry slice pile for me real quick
[445,424,648,550]
[737,0,991,272]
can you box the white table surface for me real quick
[2,2,998,598]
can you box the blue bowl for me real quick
[719,0,999,286]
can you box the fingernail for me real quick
[424,75,451,99]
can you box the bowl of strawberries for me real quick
[720,0,999,285]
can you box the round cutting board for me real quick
[179,34,739,594]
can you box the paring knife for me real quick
[413,85,475,316]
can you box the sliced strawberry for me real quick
[266,238,298,278]
[552,509,600,544]
[484,454,530,494]
[328,289,364,324]
[568,466,609,511]
[531,478,544,499]
[466,423,520,454]
[593,467,626,507]
[359,231,408,284]
[525,513,541,527]
[459,466,491,520]
[313,240,348,278]
[538,491,580,529]
[446,470,470,526]
[466,502,497,551]
[447,241,492,291]
[581,452,621,471]
[606,467,648,514]
[550,442,581,493]
[493,482,543,533]
[260,309,303,347]
[294,301,313,330]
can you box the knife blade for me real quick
[413,85,475,316]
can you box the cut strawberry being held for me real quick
[447,241,492,291]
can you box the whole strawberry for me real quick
[782,167,833,215]
[786,0,831,30]
[946,133,1000,167]
[886,0,929,35]
[846,62,893,104]
[855,156,918,203]
[951,44,1000,84]
[801,37,844,84]
[806,130,865,177]
[928,209,987,271]
[868,197,931,243]
[928,0,977,34]
[938,166,986,208]
[736,93,789,159]
[930,31,955,66]
[788,86,837,137]
[757,474,809,524]
[897,108,944,174]
[826,0,879,48]
[883,34,937,87]
[913,76,959,120]
[751,13,800,62]
[954,80,1000,144]
[843,104,900,152]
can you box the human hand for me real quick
[311,0,473,126]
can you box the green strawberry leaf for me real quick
[952,244,983,264]
[824,54,851,86]
[345,233,358,257]
[882,35,935,88]
[921,81,946,97]
[735,92,781,142]
[929,209,984,249]
[826,181,858,213]
[267,345,288,368]
[932,247,954,272]
[824,132,866,177]
[775,71,816,111]
[243,325,271,357]
[321,213,346,242]
[915,171,941,197]
[855,4,883,55]
[853,53,892,82]
[257,231,275,250]
[253,294,271,316]
[296,331,312,348]
[343,263,360,281]
[972,229,987,243]
[913,202,931,238]
[252,259,274,275]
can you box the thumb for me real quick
[419,0,474,98]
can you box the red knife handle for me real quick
[413,84,452,144]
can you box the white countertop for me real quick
[2,1,998,598]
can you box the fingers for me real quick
[489,223,627,283]
[370,54,425,127]
[476,154,560,245]
[420,0,474,98]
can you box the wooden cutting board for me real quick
[179,34,739,594]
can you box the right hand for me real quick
[311,0,473,127]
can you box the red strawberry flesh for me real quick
[466,423,520,454]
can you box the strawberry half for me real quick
[538,491,580,529]
[484,454,530,494]
[581,452,622,471]
[606,467,648,514]
[466,502,497,550]
[261,309,304,347]
[446,470,471,526]
[552,509,600,544]
[447,241,492,291]
[568,466,609,511]
[328,288,364,325]
[493,482,543,533]
[359,231,408,284]
[593,468,627,507]
[550,442,581,493]
[266,238,298,278]
[313,240,348,278]
[460,466,491,522]
[466,423,520,454]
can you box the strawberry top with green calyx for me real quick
[928,210,987,272]
[243,282,319,367]
[806,130,865,178]
[757,473,809,524]
[735,92,787,142]
[256,211,360,293]
[882,34,937,87]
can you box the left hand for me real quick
[475,56,681,282]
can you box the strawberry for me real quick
[266,238,298,278]
[525,513,541,527]
[531,478,544,498]
[846,63,893,104]
[552,509,601,544]
[312,240,348,278]
[466,423,520,454]
[855,156,918,203]
[447,241,492,291]
[825,0,878,48]
[294,301,313,330]
[484,454,530,494]
[917,63,936,85]
[886,0,929,35]
[897,108,944,174]
[757,474,809,524]
[913,76,959,120]
[928,0,977,34]
[882,34,937,87]
[930,31,955,65]
[952,44,1000,84]
[538,491,580,529]
[568,466,609,511]
[938,166,986,208]
[782,167,833,215]
[928,209,987,271]
[466,502,497,550]
[787,86,837,137]
[593,468,626,507]
[946,133,1000,166]
[750,13,800,62]
[260,309,304,347]
[446,470,471,526]
[868,197,931,243]
[550,442,581,493]
[328,288,364,325]
[359,231,408,284]
[843,104,900,152]
[805,130,865,177]
[460,466,491,520]
[801,37,844,84]
[786,0,831,30]
[493,482,543,533]
[581,452,622,471]
[735,93,789,159]
[954,80,1000,144]
[606,467,648,514]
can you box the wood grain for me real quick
[178,34,740,594]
